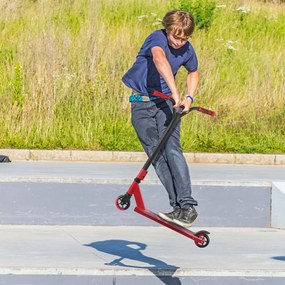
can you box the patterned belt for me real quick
[129,94,160,102]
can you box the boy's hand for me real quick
[182,96,193,113]
[171,93,182,109]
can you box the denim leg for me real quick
[155,101,198,208]
[131,101,177,207]
[131,100,197,209]
[160,123,198,208]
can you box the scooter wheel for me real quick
[194,231,210,248]
[115,195,131,211]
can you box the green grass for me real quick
[0,0,284,153]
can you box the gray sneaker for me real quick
[173,207,198,228]
[158,208,181,223]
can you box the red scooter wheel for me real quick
[116,195,131,211]
[194,231,210,248]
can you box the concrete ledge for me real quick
[0,149,285,165]
[272,182,285,229]
[0,149,30,160]
[30,150,72,161]
[235,153,275,165]
[276,155,285,165]
[71,150,113,162]
[193,153,235,164]
[0,182,271,227]
[112,151,147,162]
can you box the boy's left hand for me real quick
[182,97,192,113]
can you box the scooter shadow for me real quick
[272,256,285,261]
[85,239,182,285]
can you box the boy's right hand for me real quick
[171,94,182,109]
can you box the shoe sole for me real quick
[158,212,176,223]
[158,213,190,228]
[173,215,199,228]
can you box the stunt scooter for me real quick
[115,91,215,248]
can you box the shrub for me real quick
[170,0,217,30]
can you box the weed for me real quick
[0,0,284,153]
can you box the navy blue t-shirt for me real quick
[122,29,198,96]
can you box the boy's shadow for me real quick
[85,239,181,285]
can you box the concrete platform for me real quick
[0,225,285,284]
[0,182,272,227]
[0,161,285,284]
[0,161,284,228]
[272,182,285,229]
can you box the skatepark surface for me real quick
[0,158,285,284]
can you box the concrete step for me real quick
[0,182,271,227]
[1,162,285,284]
[0,160,283,227]
[0,225,284,285]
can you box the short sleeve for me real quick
[183,50,198,72]
[141,30,168,57]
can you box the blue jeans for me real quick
[131,99,198,209]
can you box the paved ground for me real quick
[0,226,284,278]
[0,161,285,184]
[0,161,285,284]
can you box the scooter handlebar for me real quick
[152,90,216,117]
[189,106,216,117]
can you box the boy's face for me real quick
[166,30,189,49]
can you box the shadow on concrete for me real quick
[272,256,285,261]
[85,240,181,285]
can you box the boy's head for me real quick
[162,10,195,39]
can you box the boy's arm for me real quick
[183,70,199,112]
[151,46,181,108]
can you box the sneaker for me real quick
[173,207,198,228]
[158,208,181,223]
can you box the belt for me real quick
[129,94,160,102]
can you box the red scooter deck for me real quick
[134,206,209,247]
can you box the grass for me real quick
[0,0,284,153]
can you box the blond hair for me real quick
[162,10,195,38]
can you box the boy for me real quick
[122,10,199,227]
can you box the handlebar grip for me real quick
[152,90,170,100]
[176,106,185,114]
[197,107,216,117]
